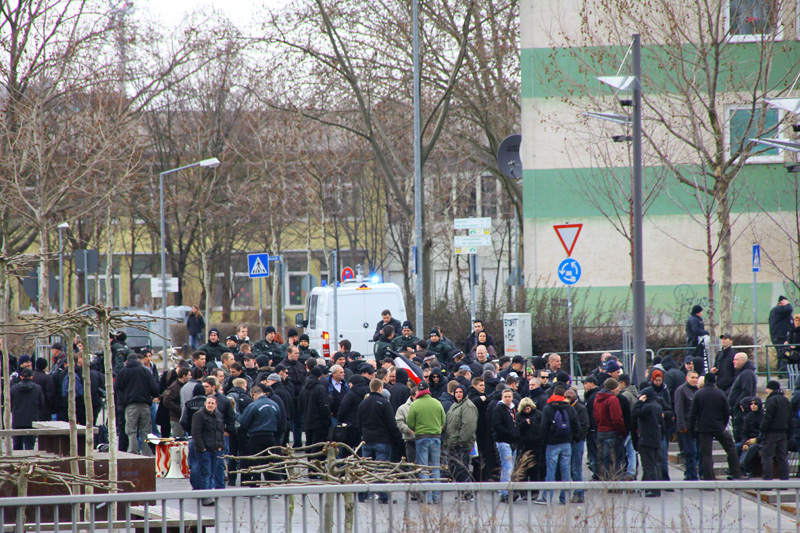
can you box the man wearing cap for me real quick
[750,380,792,480]
[10,368,44,450]
[50,342,68,375]
[10,354,33,386]
[728,352,757,443]
[689,372,741,480]
[281,328,300,356]
[770,296,794,371]
[252,326,283,365]
[115,353,160,456]
[391,321,420,353]
[198,329,226,366]
[711,334,736,394]
[299,366,332,449]
[224,335,240,356]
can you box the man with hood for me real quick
[389,368,411,413]
[593,378,627,480]
[754,381,792,480]
[675,370,700,480]
[738,396,763,477]
[688,372,741,480]
[428,367,449,400]
[336,375,371,452]
[357,378,402,503]
[444,383,479,501]
[728,352,757,442]
[438,381,458,413]
[299,366,331,449]
[661,355,685,400]
[535,385,579,505]
[198,329,227,367]
[632,388,663,497]
[711,334,736,394]
[391,321,420,353]
[685,304,709,356]
[408,382,447,504]
[180,383,208,490]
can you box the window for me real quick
[308,294,318,329]
[728,106,782,163]
[728,0,781,41]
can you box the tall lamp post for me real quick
[57,222,69,313]
[159,158,219,369]
[586,34,646,385]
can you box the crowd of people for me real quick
[6,303,800,506]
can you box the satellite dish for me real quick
[497,134,522,181]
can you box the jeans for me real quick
[213,436,228,489]
[416,437,442,504]
[292,411,304,447]
[198,449,223,490]
[761,433,790,480]
[625,434,637,477]
[361,442,392,502]
[660,435,670,481]
[13,435,36,450]
[597,431,622,480]
[586,430,598,478]
[545,442,571,503]
[150,402,160,438]
[570,440,585,497]
[189,333,203,351]
[125,403,153,456]
[496,442,516,497]
[683,433,700,480]
[188,440,201,489]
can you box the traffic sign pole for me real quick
[753,243,760,370]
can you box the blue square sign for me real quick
[248,253,270,278]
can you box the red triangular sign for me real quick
[553,224,583,257]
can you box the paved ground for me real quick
[153,459,799,532]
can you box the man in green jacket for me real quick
[407,382,446,504]
[443,384,478,501]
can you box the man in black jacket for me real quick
[265,372,294,445]
[688,373,741,480]
[10,368,44,450]
[565,389,589,503]
[711,334,736,394]
[198,329,227,367]
[632,388,663,497]
[373,310,403,342]
[468,377,498,481]
[685,305,709,352]
[728,353,757,442]
[192,395,225,504]
[239,384,284,484]
[115,353,160,456]
[357,378,402,502]
[33,358,56,421]
[299,366,331,449]
[770,296,794,370]
[755,381,792,480]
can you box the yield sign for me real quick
[553,224,583,257]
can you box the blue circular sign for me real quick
[557,258,581,285]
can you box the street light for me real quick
[58,222,69,313]
[587,34,646,385]
[159,157,219,369]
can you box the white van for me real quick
[295,281,407,358]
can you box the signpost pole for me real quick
[84,249,90,306]
[753,244,760,370]
[332,250,338,348]
[568,285,574,374]
[469,254,477,323]
[259,278,264,339]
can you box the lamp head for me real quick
[58,222,69,230]
[199,158,220,168]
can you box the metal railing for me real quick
[3,480,798,532]
[656,344,797,384]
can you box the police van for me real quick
[295,278,407,358]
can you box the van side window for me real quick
[309,295,318,329]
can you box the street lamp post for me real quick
[58,222,69,313]
[159,158,219,370]
[589,34,646,385]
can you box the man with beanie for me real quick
[299,366,331,449]
[632,388,663,497]
[198,329,226,366]
[389,368,411,413]
[407,382,447,504]
[357,378,402,503]
[115,353,160,456]
[685,305,709,359]
[391,321,420,353]
[752,381,792,480]
[253,326,284,365]
[427,329,450,366]
[10,368,44,449]
[373,326,395,360]
[33,358,56,421]
[688,372,741,480]
[593,378,627,480]
[711,334,736,394]
[297,334,319,362]
[728,352,757,442]
[770,296,794,371]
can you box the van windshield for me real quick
[308,294,318,329]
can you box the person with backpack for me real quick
[492,389,520,503]
[535,384,579,505]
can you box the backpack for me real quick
[62,373,84,398]
[551,407,571,439]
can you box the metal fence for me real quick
[3,480,800,532]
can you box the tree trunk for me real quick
[66,343,79,488]
[717,192,733,336]
[705,211,717,337]
[39,224,51,316]
[101,318,119,515]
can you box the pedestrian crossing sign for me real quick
[248,254,270,278]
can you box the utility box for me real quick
[503,313,532,357]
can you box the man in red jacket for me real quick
[593,378,627,480]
